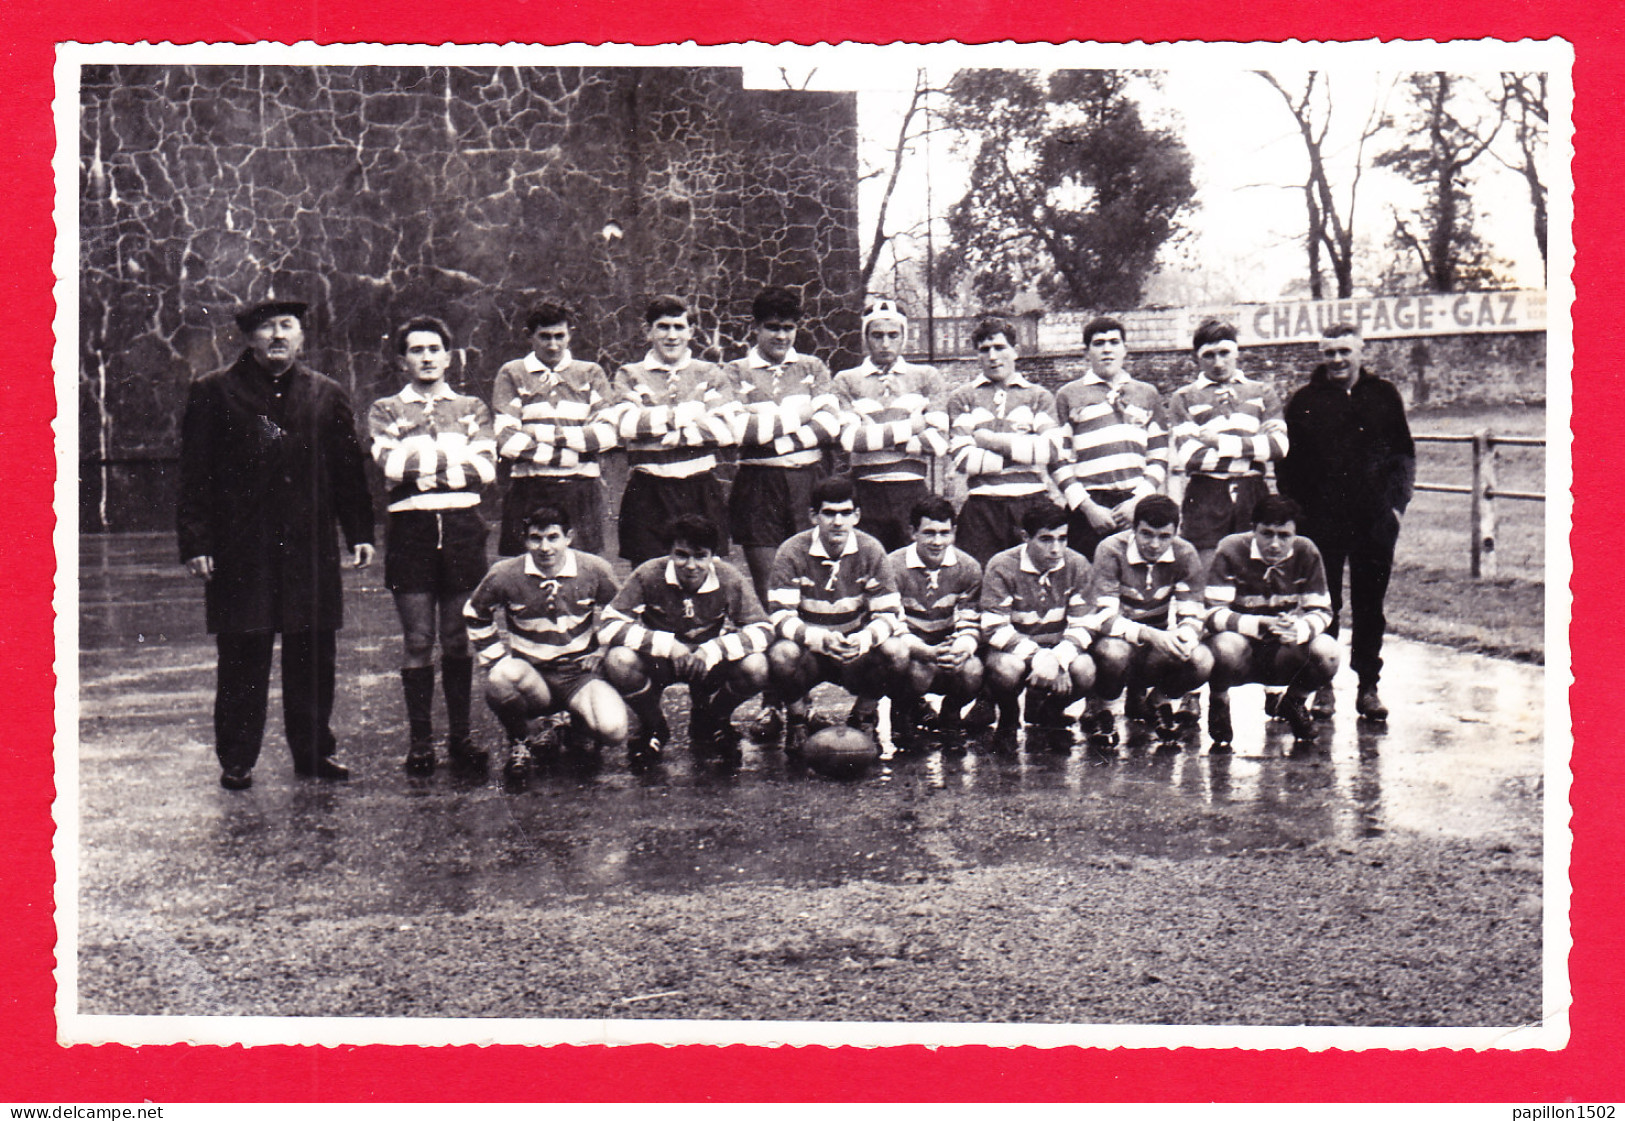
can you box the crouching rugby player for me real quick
[979,500,1098,754]
[464,506,630,788]
[1083,495,1212,751]
[600,514,772,766]
[882,495,984,753]
[1201,495,1341,750]
[766,476,908,754]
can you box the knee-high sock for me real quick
[440,656,474,739]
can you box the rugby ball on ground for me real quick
[803,725,879,778]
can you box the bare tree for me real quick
[1255,70,1394,299]
[1495,72,1548,278]
[860,70,949,294]
[1377,72,1507,293]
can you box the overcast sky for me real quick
[828,61,1552,311]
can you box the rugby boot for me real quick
[1311,684,1337,719]
[1024,689,1071,732]
[1264,688,1284,719]
[749,692,786,744]
[1207,691,1234,748]
[846,696,881,737]
[961,693,998,731]
[1174,693,1202,734]
[1081,705,1118,749]
[1279,690,1317,744]
[889,696,932,753]
[503,737,532,792]
[1152,702,1183,749]
[784,707,810,756]
[627,733,662,771]
[404,738,437,776]
[989,700,1020,754]
[1356,683,1389,722]
[446,734,489,773]
[220,766,253,791]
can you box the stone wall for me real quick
[79,64,861,531]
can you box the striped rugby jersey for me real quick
[1085,529,1206,643]
[724,348,840,470]
[980,544,1096,667]
[1168,375,1288,479]
[491,352,618,480]
[767,527,902,651]
[464,549,620,668]
[831,358,949,484]
[605,352,743,479]
[600,556,773,671]
[1051,373,1169,504]
[1202,532,1332,643]
[367,382,498,512]
[885,543,983,654]
[944,374,1065,498]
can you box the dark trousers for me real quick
[1313,537,1395,687]
[215,630,337,772]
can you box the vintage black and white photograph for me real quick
[58,39,1571,1049]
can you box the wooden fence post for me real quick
[1470,430,1498,579]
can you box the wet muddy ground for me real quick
[71,534,1546,1032]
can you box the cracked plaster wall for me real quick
[79,64,861,530]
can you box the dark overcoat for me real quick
[176,351,375,634]
[1278,365,1416,552]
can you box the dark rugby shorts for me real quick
[384,508,489,596]
[500,474,606,557]
[957,491,1053,567]
[509,652,605,710]
[729,463,820,548]
[618,471,728,566]
[1064,486,1134,563]
[1180,474,1271,551]
[853,477,929,554]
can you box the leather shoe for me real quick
[296,756,350,781]
[220,766,253,791]
[1356,684,1389,721]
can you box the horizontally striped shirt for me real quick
[464,550,619,668]
[367,382,498,512]
[600,557,773,671]
[605,351,742,479]
[980,544,1095,667]
[1202,532,1332,643]
[1051,373,1168,506]
[832,358,948,483]
[944,374,1065,498]
[491,352,617,480]
[886,544,983,654]
[724,348,839,469]
[1168,375,1288,479]
[1084,529,1206,644]
[767,527,902,650]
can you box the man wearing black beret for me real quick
[177,298,376,790]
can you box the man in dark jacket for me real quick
[177,299,376,789]
[1278,323,1415,723]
